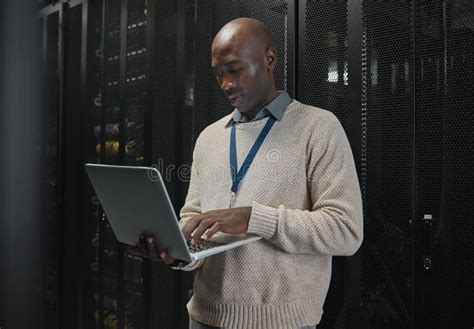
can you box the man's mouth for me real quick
[228,94,242,106]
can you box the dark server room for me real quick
[0,0,473,329]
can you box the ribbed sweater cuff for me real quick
[247,201,279,240]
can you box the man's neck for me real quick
[241,89,279,121]
[242,109,259,121]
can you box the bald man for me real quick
[136,18,363,329]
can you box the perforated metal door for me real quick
[361,2,415,328]
[414,1,474,328]
[301,1,473,328]
[299,2,356,328]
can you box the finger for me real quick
[202,222,221,240]
[158,251,175,265]
[127,246,146,256]
[190,219,214,245]
[182,215,204,242]
[146,235,160,261]
[138,233,148,254]
[127,245,143,256]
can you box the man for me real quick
[133,17,363,329]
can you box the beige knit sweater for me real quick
[175,100,363,329]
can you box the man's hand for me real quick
[127,233,176,265]
[183,207,252,245]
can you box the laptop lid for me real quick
[84,163,193,262]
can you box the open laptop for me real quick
[84,163,261,263]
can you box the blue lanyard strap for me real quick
[230,115,277,193]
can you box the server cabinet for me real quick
[40,1,105,328]
[96,0,149,328]
[413,1,474,328]
[300,1,473,328]
[40,4,64,329]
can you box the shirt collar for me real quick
[225,91,292,128]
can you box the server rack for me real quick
[299,1,473,328]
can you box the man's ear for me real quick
[265,46,277,70]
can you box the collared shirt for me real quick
[224,91,292,128]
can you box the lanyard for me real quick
[230,115,276,195]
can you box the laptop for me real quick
[84,163,261,263]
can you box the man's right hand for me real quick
[127,233,176,265]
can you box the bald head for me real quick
[212,17,276,52]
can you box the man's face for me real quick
[211,35,272,115]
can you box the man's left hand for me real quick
[182,207,252,245]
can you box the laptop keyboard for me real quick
[187,238,225,253]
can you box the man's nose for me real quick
[221,75,236,91]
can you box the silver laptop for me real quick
[84,163,261,263]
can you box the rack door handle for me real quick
[422,214,434,271]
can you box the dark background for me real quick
[0,0,472,329]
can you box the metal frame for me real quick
[69,0,83,8]
[144,0,155,168]
[40,5,63,328]
[117,1,129,328]
[174,0,186,234]
[411,0,417,326]
[37,5,65,329]
[286,0,296,97]
[78,3,90,328]
[143,0,156,327]
[345,1,363,328]
[39,2,63,17]
[98,1,107,327]
[347,1,363,177]
[62,2,86,326]
[43,3,66,327]
[173,4,187,326]
[296,0,305,101]
[143,0,155,326]
[57,5,65,237]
